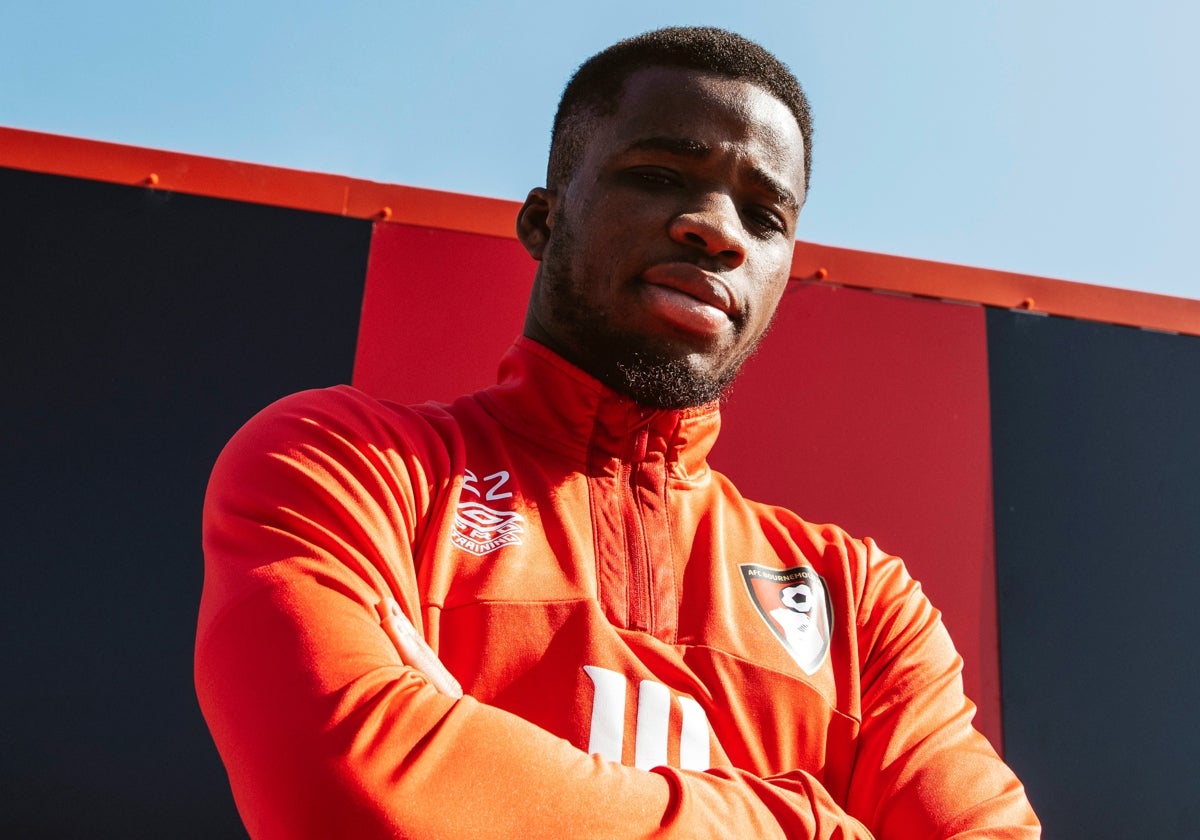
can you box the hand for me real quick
[380,597,463,698]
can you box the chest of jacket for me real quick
[408,426,860,792]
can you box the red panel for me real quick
[712,283,1002,750]
[352,223,536,402]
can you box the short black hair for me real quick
[548,26,813,193]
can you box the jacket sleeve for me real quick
[835,534,1040,837]
[194,389,1030,838]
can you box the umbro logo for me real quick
[452,468,526,556]
[452,501,525,556]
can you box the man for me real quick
[196,27,1040,838]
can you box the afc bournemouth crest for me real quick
[740,563,832,675]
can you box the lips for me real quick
[638,263,738,336]
[641,263,735,313]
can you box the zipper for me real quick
[623,427,652,633]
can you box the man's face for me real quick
[520,66,807,408]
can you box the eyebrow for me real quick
[626,136,711,158]
[623,136,800,214]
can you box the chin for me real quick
[611,352,732,409]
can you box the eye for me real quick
[745,205,788,238]
[624,167,680,188]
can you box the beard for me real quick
[534,213,766,410]
[610,349,738,409]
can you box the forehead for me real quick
[587,66,806,192]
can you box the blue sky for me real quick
[3,1,1196,300]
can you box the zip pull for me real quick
[378,597,463,699]
[632,426,650,462]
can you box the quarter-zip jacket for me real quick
[196,338,1039,838]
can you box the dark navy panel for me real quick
[0,167,371,837]
[988,308,1200,839]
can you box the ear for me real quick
[516,187,557,260]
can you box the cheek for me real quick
[753,260,793,303]
[572,234,631,289]
[740,269,791,337]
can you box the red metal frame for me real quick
[0,125,516,238]
[4,124,1199,336]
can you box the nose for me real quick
[667,193,747,266]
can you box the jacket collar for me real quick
[478,338,720,479]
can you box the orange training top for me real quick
[196,338,1039,838]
